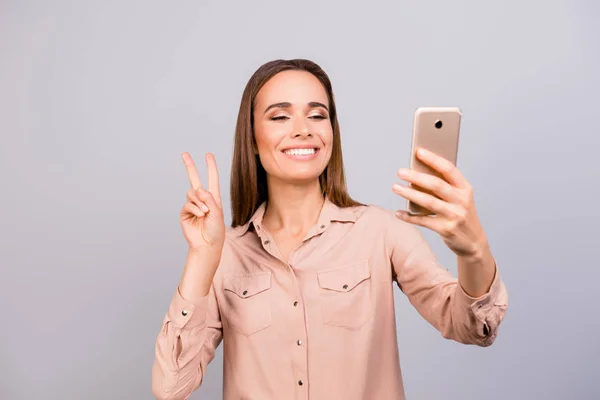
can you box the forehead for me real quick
[255,70,329,110]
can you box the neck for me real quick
[263,177,325,237]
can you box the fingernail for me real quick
[398,168,409,177]
[201,204,209,213]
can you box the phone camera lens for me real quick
[435,120,443,129]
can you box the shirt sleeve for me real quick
[388,219,508,347]
[152,283,223,400]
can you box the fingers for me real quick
[182,152,223,209]
[187,189,210,213]
[183,202,206,219]
[182,152,203,190]
[187,187,221,216]
[196,187,221,214]
[415,147,467,188]
[205,153,222,208]
[392,183,453,216]
[397,168,460,203]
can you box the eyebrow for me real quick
[263,102,329,114]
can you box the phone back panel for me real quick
[407,107,461,216]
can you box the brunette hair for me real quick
[230,59,362,227]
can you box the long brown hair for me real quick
[230,59,362,227]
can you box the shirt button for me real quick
[298,380,303,386]
[293,301,299,307]
[181,310,188,316]
[297,339,302,345]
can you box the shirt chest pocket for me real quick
[317,260,374,331]
[222,272,272,336]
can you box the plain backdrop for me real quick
[1,0,599,399]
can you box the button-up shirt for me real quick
[152,198,508,400]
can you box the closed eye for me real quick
[270,115,327,121]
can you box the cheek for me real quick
[254,127,284,167]
[320,129,334,151]
[254,126,275,152]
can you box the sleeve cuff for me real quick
[167,286,209,329]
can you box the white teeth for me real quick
[284,148,316,156]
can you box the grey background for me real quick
[1,0,598,399]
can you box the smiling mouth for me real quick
[282,148,319,156]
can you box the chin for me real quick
[278,169,324,185]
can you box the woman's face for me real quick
[253,70,333,185]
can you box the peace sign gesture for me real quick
[180,152,226,252]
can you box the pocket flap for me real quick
[317,260,371,292]
[223,272,272,298]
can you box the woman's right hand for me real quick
[180,152,226,253]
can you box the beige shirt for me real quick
[152,199,508,400]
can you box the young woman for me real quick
[152,59,508,400]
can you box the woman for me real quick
[152,59,508,400]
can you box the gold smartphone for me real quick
[407,107,461,216]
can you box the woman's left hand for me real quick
[392,147,489,258]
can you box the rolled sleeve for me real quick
[454,261,508,346]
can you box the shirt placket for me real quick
[255,221,331,399]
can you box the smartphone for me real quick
[407,107,461,216]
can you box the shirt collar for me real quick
[233,196,357,237]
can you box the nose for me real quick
[292,118,312,138]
